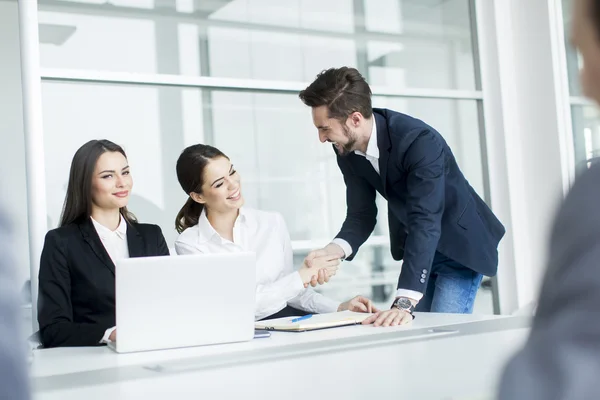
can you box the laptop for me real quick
[109,252,256,353]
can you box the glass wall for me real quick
[39,0,477,88]
[37,0,491,311]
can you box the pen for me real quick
[291,314,313,323]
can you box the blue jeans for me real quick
[413,252,483,314]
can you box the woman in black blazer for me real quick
[38,140,169,348]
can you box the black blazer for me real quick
[335,108,506,292]
[37,217,169,348]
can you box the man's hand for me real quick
[338,296,380,313]
[362,308,413,327]
[304,243,345,268]
[109,329,117,342]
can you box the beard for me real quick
[336,124,358,156]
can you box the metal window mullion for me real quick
[18,0,47,333]
[40,69,484,100]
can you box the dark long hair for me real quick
[175,144,228,233]
[59,139,137,227]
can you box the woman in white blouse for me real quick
[174,144,378,320]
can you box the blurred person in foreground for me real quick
[0,206,30,399]
[498,0,600,398]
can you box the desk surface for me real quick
[32,313,500,377]
[32,313,530,400]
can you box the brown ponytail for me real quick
[175,198,204,234]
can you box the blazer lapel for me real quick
[126,222,145,258]
[79,218,116,275]
[376,112,391,197]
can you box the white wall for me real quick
[0,0,31,293]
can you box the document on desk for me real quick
[255,310,372,332]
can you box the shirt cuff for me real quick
[290,271,306,292]
[314,296,342,314]
[100,326,117,344]
[331,238,352,258]
[395,289,424,302]
[279,271,306,301]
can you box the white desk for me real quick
[32,313,530,400]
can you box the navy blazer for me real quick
[335,108,505,292]
[37,217,169,348]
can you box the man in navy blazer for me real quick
[299,67,505,326]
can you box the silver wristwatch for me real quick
[392,297,415,314]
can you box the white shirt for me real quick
[91,216,128,343]
[175,208,340,320]
[331,117,424,302]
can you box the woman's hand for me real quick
[338,296,379,313]
[298,255,340,287]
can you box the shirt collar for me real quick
[196,208,219,243]
[91,215,127,240]
[355,117,379,159]
[196,207,253,244]
[238,207,257,232]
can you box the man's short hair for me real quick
[299,67,373,121]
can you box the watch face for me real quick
[396,297,412,309]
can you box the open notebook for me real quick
[255,310,373,332]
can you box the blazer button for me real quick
[420,278,425,283]
[421,273,426,278]
[422,269,427,274]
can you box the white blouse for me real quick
[174,207,340,320]
[90,216,128,343]
[91,216,129,263]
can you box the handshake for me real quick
[298,243,345,289]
